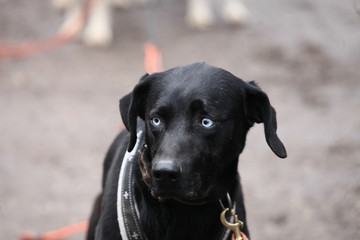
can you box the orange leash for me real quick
[0,0,99,60]
[19,221,89,240]
[143,42,163,74]
[231,232,249,240]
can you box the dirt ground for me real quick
[1,0,359,239]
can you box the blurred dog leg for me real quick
[186,0,214,29]
[83,0,113,47]
[55,0,83,40]
[222,0,248,25]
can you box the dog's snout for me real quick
[152,160,182,183]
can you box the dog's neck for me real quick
[133,162,246,240]
[134,180,224,240]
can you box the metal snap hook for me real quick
[219,192,244,240]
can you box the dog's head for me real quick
[120,62,286,203]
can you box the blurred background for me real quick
[0,0,359,239]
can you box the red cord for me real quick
[143,42,163,74]
[19,221,89,240]
[0,0,99,60]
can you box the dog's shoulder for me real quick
[102,130,130,187]
[95,130,130,240]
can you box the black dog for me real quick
[87,62,287,240]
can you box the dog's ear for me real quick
[244,81,287,158]
[119,74,152,151]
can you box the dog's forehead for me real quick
[155,63,239,97]
[147,63,245,114]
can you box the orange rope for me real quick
[143,42,163,74]
[231,232,249,240]
[0,0,99,60]
[20,221,89,240]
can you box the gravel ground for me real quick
[1,0,359,239]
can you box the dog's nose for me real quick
[152,160,182,183]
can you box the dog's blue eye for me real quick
[151,117,161,126]
[201,118,214,128]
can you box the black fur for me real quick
[87,62,287,240]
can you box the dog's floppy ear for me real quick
[244,81,287,158]
[119,74,152,151]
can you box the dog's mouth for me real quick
[150,187,210,205]
[141,147,211,205]
[173,198,208,205]
[155,195,208,205]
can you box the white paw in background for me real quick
[222,0,249,25]
[53,0,250,47]
[186,0,249,29]
[53,0,114,47]
[82,0,113,47]
[186,0,214,29]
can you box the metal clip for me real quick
[219,193,244,240]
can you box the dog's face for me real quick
[120,63,286,203]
